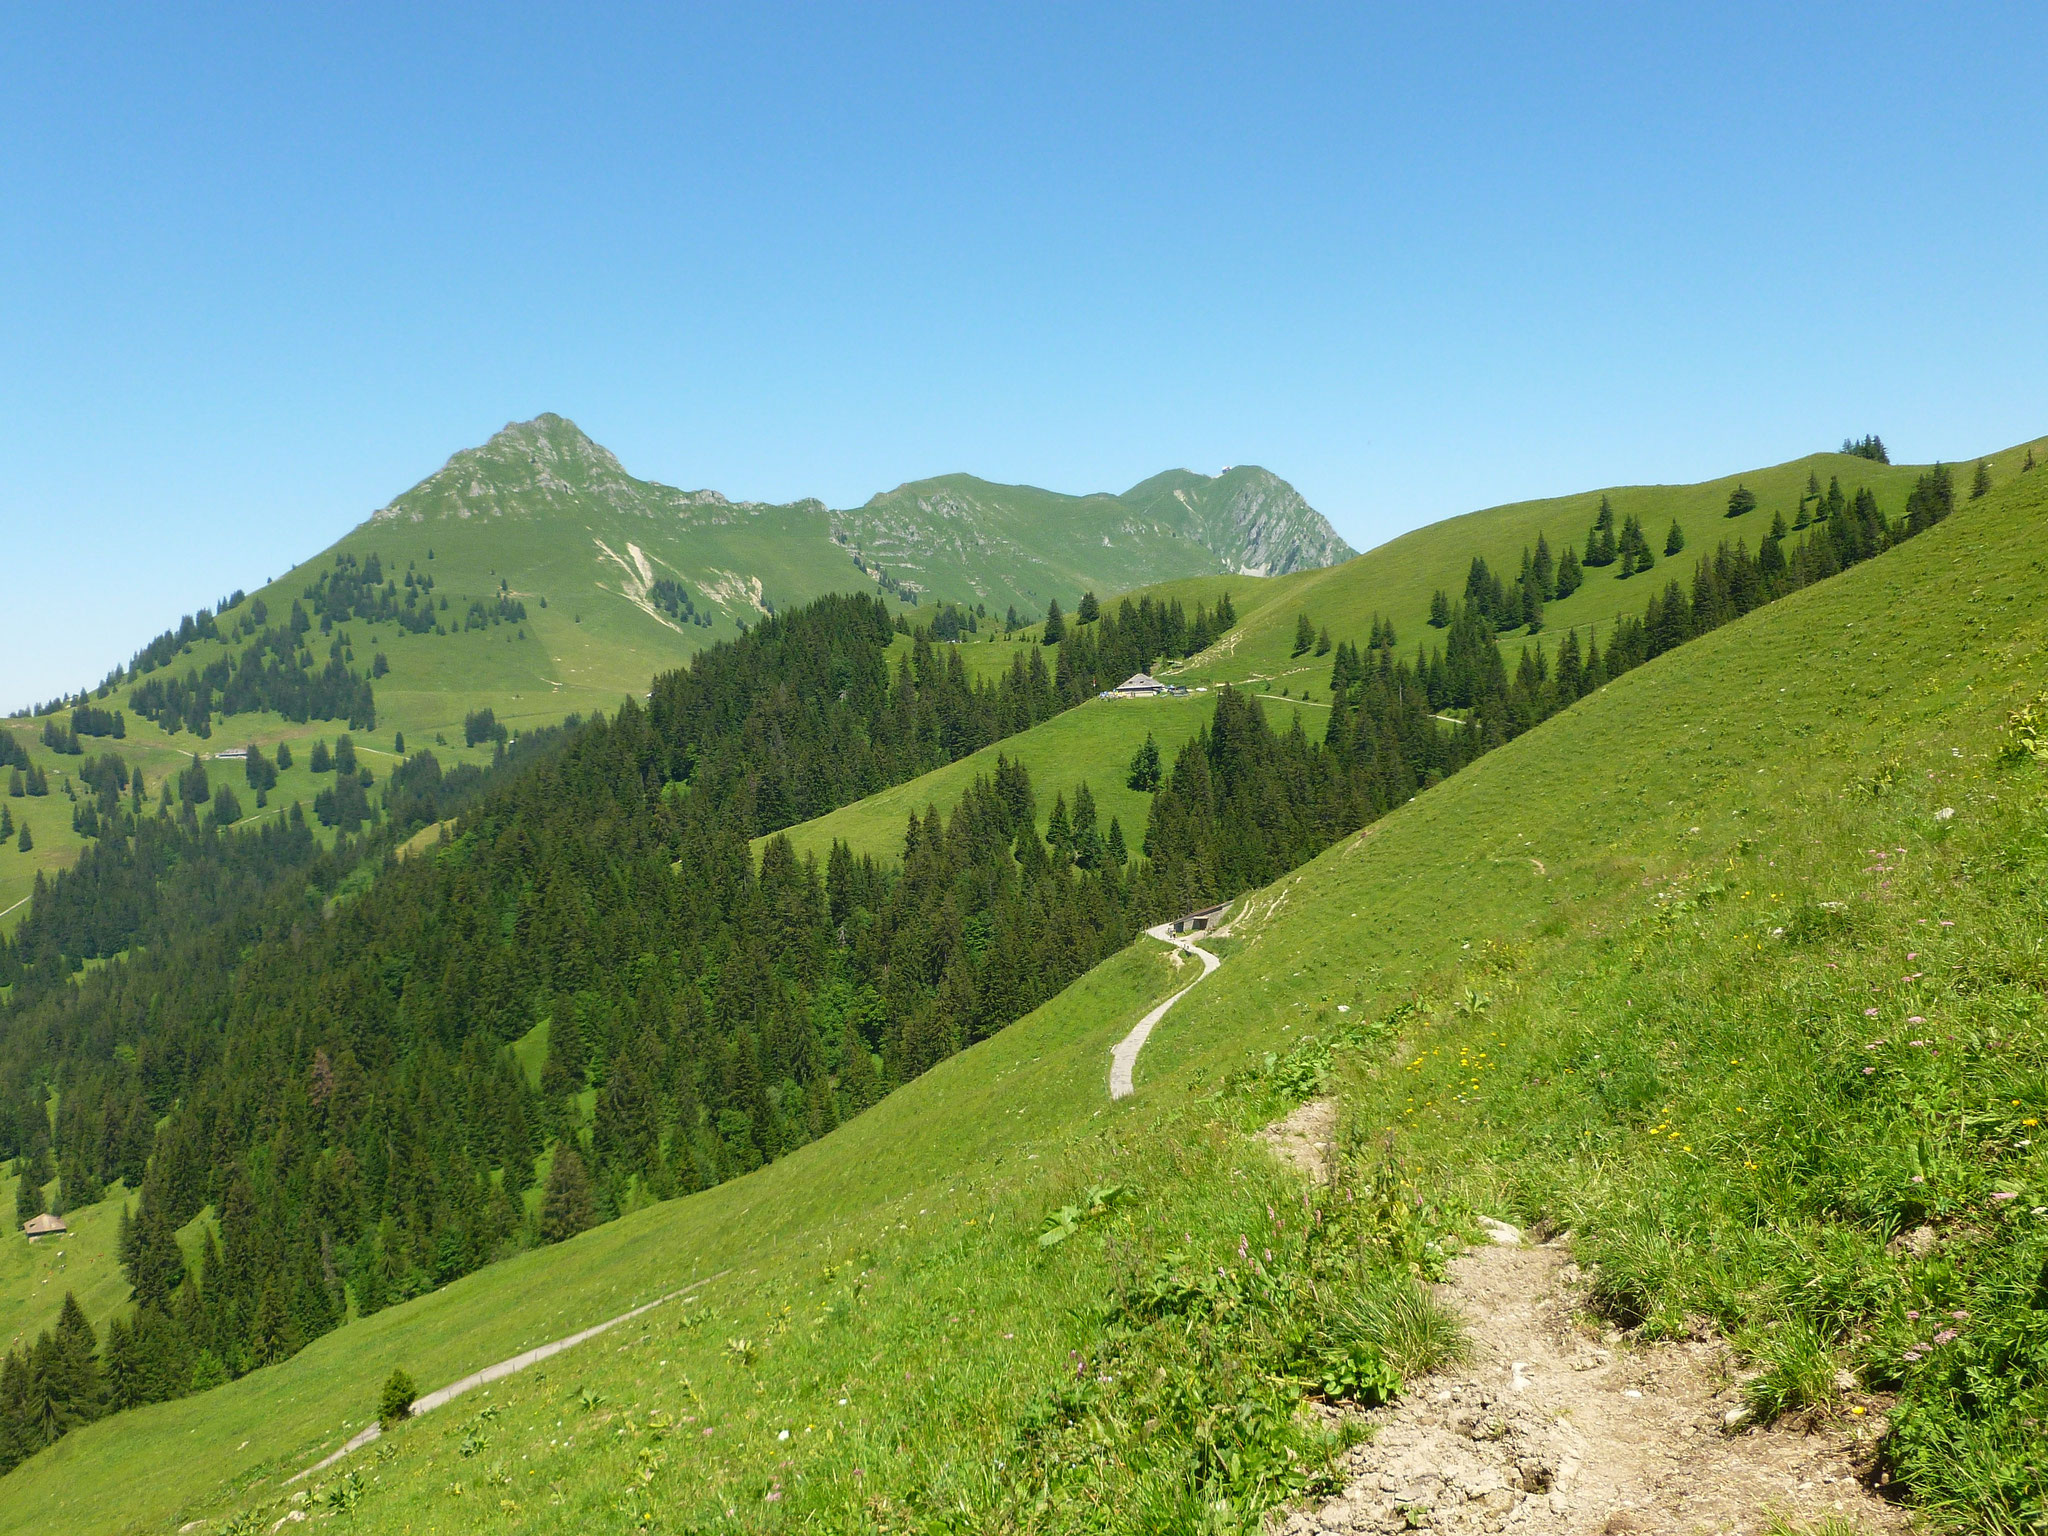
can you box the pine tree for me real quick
[1664,520,1685,556]
[1077,591,1099,623]
[1105,816,1128,867]
[53,1292,100,1423]
[539,1144,595,1244]
[1040,599,1065,646]
[1127,735,1162,792]
[2025,447,2036,473]
[1046,795,1073,862]
[15,821,28,853]
[1314,626,1332,657]
[1532,534,1556,599]
[837,1020,880,1113]
[1971,460,1992,499]
[1726,484,1757,519]
[1070,782,1101,869]
[1554,545,1582,599]
[123,1195,187,1309]
[1428,589,1451,627]
[14,1163,43,1225]
[1584,496,1618,566]
[1293,613,1315,656]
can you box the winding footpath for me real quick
[1108,919,1223,1100]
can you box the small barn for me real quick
[21,1213,67,1242]
[1110,673,1167,698]
[1172,902,1230,935]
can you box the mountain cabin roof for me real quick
[1113,673,1166,693]
[21,1213,66,1239]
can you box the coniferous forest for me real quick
[0,593,1142,1464]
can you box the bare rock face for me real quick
[1121,465,1355,576]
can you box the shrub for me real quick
[379,1367,416,1430]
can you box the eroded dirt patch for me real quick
[1276,1238,1904,1536]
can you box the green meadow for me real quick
[1122,435,2048,698]
[11,437,2046,1531]
[767,689,1317,867]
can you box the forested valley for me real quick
[0,593,1177,1466]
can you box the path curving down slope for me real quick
[1109,920,1222,1100]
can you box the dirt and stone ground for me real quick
[1267,1103,1908,1536]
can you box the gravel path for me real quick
[1266,1114,1904,1536]
[1109,920,1222,1100]
[285,1270,725,1484]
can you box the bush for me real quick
[379,1367,417,1430]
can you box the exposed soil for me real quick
[1269,1106,1906,1536]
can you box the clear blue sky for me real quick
[5,3,2044,710]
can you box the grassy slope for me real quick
[767,689,1314,866]
[16,449,2045,1531]
[840,474,1224,617]
[0,710,488,937]
[1123,436,2048,698]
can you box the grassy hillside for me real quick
[15,445,2046,1531]
[767,688,1314,867]
[1122,435,2048,699]
[7,419,1352,917]
[842,463,1352,615]
[0,710,500,937]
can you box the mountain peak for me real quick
[375,414,640,522]
[478,413,626,476]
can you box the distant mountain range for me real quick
[377,413,1352,616]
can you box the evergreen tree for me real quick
[1127,734,1162,792]
[1584,497,1618,566]
[53,1292,100,1422]
[1532,534,1556,599]
[13,1163,43,1225]
[1664,520,1685,556]
[275,741,293,770]
[1428,589,1451,627]
[1561,541,1593,602]
[1314,626,1332,656]
[2024,447,2036,473]
[1077,591,1099,624]
[1725,484,1757,519]
[539,1144,595,1244]
[1045,794,1073,863]
[837,1020,880,1113]
[1040,599,1065,645]
[1971,459,1992,499]
[1106,816,1128,867]
[1903,463,1955,536]
[379,1367,417,1430]
[1293,613,1315,656]
[15,821,28,853]
[122,1195,187,1309]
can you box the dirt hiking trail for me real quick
[1108,919,1222,1100]
[1269,1104,1906,1536]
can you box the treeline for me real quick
[1141,459,1961,915]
